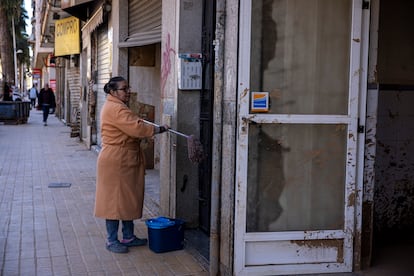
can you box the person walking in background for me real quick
[29,84,38,108]
[94,76,169,254]
[38,83,56,126]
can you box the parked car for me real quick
[12,92,22,101]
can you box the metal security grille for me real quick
[96,23,110,147]
[119,0,162,47]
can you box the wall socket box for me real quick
[178,53,202,90]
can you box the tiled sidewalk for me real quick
[0,109,207,275]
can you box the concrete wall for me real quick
[372,0,414,239]
[175,0,203,227]
[377,0,414,85]
[160,0,179,216]
[374,90,414,236]
[159,0,203,224]
[111,0,128,78]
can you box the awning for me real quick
[62,0,96,22]
[81,6,103,42]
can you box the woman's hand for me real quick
[157,125,170,134]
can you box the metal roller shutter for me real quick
[119,0,162,47]
[96,24,110,146]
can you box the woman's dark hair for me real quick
[104,76,126,94]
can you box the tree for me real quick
[0,0,28,87]
[16,2,30,66]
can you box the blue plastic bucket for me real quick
[145,217,185,253]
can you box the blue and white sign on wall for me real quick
[251,92,269,112]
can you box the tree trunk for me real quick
[0,6,15,85]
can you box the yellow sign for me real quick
[55,16,80,56]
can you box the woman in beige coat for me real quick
[94,76,168,254]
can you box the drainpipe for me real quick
[210,0,226,275]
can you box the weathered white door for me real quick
[234,0,366,274]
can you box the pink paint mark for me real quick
[161,33,176,95]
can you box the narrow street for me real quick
[0,109,207,275]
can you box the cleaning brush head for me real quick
[187,135,206,164]
[141,120,205,163]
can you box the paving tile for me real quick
[20,244,35,259]
[82,253,104,272]
[4,249,20,261]
[66,254,88,274]
[151,263,176,275]
[49,240,67,257]
[19,258,36,275]
[101,260,123,274]
[0,110,207,276]
[2,259,19,275]
[51,255,71,275]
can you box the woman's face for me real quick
[113,80,131,104]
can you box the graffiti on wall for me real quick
[161,33,176,95]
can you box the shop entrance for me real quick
[364,0,414,273]
[184,0,216,263]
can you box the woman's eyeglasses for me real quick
[117,86,131,92]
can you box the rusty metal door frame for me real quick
[198,0,216,234]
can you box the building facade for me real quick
[31,0,414,275]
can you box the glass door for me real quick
[234,0,365,274]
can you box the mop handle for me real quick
[142,119,189,138]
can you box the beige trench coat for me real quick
[94,94,155,220]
